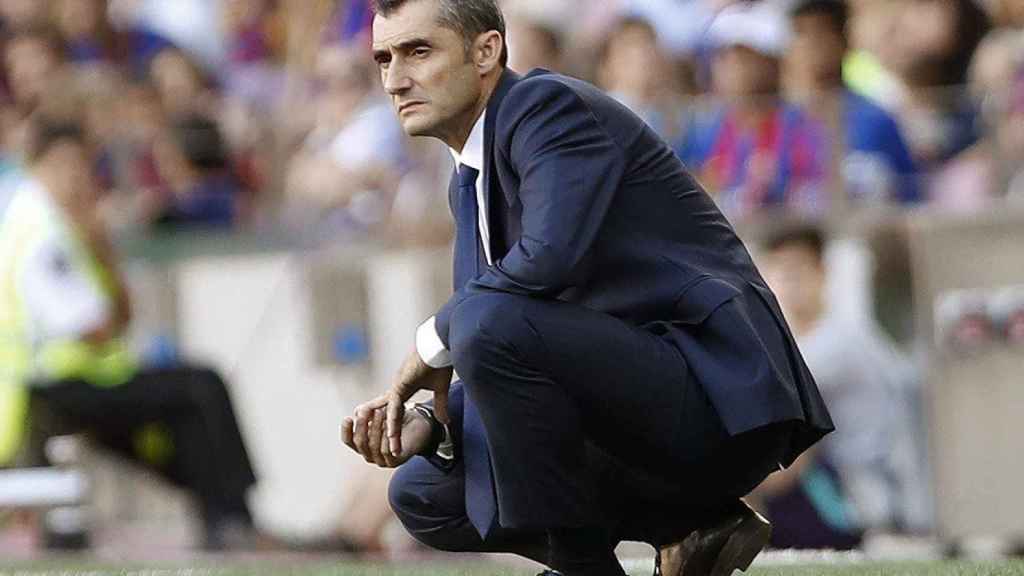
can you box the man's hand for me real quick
[343,349,453,466]
[385,350,453,458]
[341,402,432,468]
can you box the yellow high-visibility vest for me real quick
[0,179,137,464]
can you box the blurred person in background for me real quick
[874,0,991,174]
[931,28,1024,209]
[150,112,245,228]
[0,109,260,550]
[618,0,717,58]
[51,0,119,66]
[284,42,407,236]
[219,0,285,198]
[675,3,830,220]
[506,13,564,74]
[0,25,68,212]
[147,46,219,118]
[4,26,67,115]
[753,223,928,544]
[107,0,226,73]
[785,0,921,208]
[298,468,404,555]
[0,0,48,33]
[224,0,283,67]
[85,80,174,231]
[843,0,908,110]
[987,0,1024,27]
[597,15,681,138]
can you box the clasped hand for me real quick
[341,349,453,468]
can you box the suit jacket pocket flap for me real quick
[673,276,742,324]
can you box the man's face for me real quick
[788,12,846,86]
[5,37,60,108]
[40,140,100,213]
[712,45,780,101]
[54,0,102,40]
[601,24,663,96]
[0,0,46,29]
[760,243,826,324]
[372,0,482,138]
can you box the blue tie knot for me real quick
[458,164,479,189]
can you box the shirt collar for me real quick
[449,110,486,172]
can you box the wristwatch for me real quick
[410,403,455,462]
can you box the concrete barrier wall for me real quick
[110,211,1024,543]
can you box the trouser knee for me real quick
[449,293,540,380]
[388,463,474,552]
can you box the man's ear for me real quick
[473,30,504,74]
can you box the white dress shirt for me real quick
[415,111,489,368]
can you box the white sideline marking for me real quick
[621,549,869,573]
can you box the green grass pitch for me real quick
[1,561,1023,576]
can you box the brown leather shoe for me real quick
[654,501,771,576]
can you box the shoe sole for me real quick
[709,509,771,576]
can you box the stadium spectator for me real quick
[0,109,260,550]
[754,223,927,543]
[785,0,922,207]
[147,46,219,118]
[224,0,282,67]
[674,3,830,220]
[4,26,67,114]
[930,29,1024,209]
[875,0,991,171]
[596,15,680,138]
[506,14,564,74]
[107,0,226,73]
[52,0,117,66]
[82,79,175,232]
[619,0,717,57]
[151,113,244,228]
[300,469,400,555]
[284,43,407,235]
[0,0,48,33]
[986,0,1024,28]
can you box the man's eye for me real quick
[412,48,430,58]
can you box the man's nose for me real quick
[383,62,413,95]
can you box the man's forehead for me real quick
[372,28,437,51]
[371,1,444,47]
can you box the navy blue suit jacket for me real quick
[433,69,832,467]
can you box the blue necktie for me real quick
[453,164,497,538]
[453,164,481,289]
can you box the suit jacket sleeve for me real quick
[433,78,627,347]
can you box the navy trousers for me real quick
[390,292,793,557]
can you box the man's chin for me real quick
[399,116,436,138]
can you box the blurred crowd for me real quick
[509,0,1023,218]
[0,0,1018,238]
[0,0,1022,555]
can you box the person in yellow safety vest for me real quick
[0,113,261,551]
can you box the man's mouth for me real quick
[398,101,426,114]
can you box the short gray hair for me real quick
[372,0,508,66]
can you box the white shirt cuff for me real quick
[415,316,452,368]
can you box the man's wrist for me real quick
[408,405,438,454]
[410,404,454,460]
